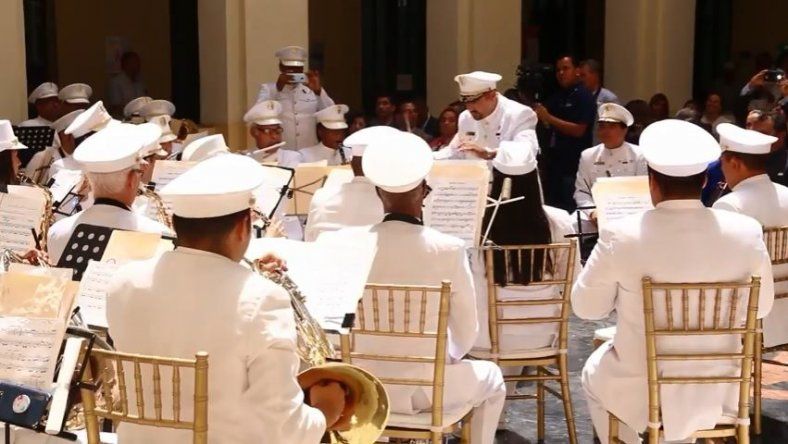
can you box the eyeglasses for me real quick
[256,126,284,135]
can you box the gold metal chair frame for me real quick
[80,349,209,444]
[753,226,788,435]
[470,240,578,444]
[609,276,761,444]
[339,280,473,444]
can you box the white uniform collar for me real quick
[655,199,705,210]
[174,246,239,264]
[350,176,372,184]
[731,173,771,191]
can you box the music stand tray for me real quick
[55,224,116,281]
[13,126,56,166]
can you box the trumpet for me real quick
[243,258,389,444]
[137,184,173,230]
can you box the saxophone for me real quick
[243,258,389,444]
[16,172,54,253]
[137,184,173,230]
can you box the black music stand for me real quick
[254,165,296,237]
[55,224,116,281]
[12,126,55,166]
[564,205,599,263]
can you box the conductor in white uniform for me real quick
[255,46,335,150]
[330,132,506,444]
[713,123,788,348]
[574,103,647,221]
[107,154,347,443]
[435,71,538,162]
[303,126,395,241]
[19,82,62,127]
[242,100,302,167]
[47,124,171,264]
[299,105,351,165]
[572,119,775,443]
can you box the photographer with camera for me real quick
[255,46,335,150]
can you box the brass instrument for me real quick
[137,184,173,230]
[243,258,389,444]
[16,172,55,253]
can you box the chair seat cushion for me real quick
[469,346,559,360]
[387,406,471,432]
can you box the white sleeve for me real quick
[256,83,274,103]
[316,88,335,110]
[504,107,539,156]
[447,246,479,360]
[755,236,775,319]
[571,228,619,320]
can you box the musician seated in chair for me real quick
[323,132,506,444]
[47,124,172,264]
[243,100,302,168]
[107,154,346,443]
[470,146,579,375]
[298,104,351,166]
[572,120,775,443]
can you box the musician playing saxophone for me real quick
[106,153,346,443]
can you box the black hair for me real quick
[721,151,769,172]
[555,54,579,67]
[483,169,553,285]
[579,59,602,74]
[647,166,706,197]
[172,209,249,242]
[0,150,18,191]
[120,51,140,65]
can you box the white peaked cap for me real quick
[717,123,777,155]
[454,71,502,96]
[141,100,176,119]
[58,83,93,104]
[0,120,27,151]
[124,96,153,118]
[640,119,720,177]
[344,126,401,157]
[28,82,59,104]
[492,142,538,175]
[244,100,283,126]
[149,115,177,143]
[65,101,118,138]
[52,110,85,134]
[315,104,349,130]
[597,102,634,127]
[160,153,266,218]
[137,123,166,157]
[180,134,230,162]
[275,45,307,67]
[73,124,148,173]
[363,131,434,193]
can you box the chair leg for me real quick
[647,426,658,444]
[608,413,619,444]
[753,331,763,435]
[558,354,578,444]
[537,367,545,442]
[738,424,750,444]
[460,409,473,443]
[431,430,442,444]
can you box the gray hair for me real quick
[86,167,135,197]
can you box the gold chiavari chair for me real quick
[339,280,473,444]
[609,276,761,444]
[469,240,578,444]
[753,226,788,435]
[79,349,209,444]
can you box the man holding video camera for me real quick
[255,46,335,150]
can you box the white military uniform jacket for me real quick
[24,146,64,184]
[18,116,53,127]
[573,142,647,209]
[256,83,335,150]
[246,147,303,169]
[471,206,580,353]
[333,220,481,414]
[298,143,350,166]
[713,173,788,347]
[106,248,326,444]
[304,176,383,242]
[47,202,171,264]
[572,200,774,441]
[435,93,538,160]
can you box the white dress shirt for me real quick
[572,199,774,441]
[298,143,350,166]
[106,247,326,444]
[573,142,647,209]
[255,83,335,150]
[304,176,382,242]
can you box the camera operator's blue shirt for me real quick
[544,83,597,176]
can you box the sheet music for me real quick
[0,193,42,253]
[255,165,294,218]
[151,160,198,191]
[592,176,653,227]
[0,316,67,389]
[76,260,121,329]
[49,168,83,204]
[246,234,377,333]
[423,161,489,247]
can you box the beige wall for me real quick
[199,0,309,150]
[426,0,521,112]
[605,0,696,107]
[0,0,27,122]
[54,0,172,103]
[308,0,362,110]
